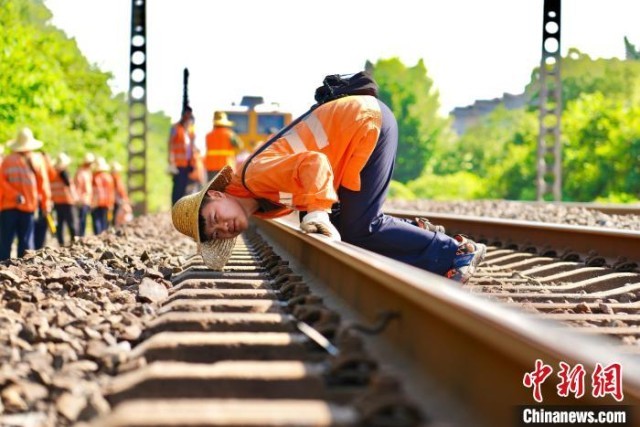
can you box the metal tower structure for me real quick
[127,0,148,214]
[537,0,562,201]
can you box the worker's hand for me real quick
[300,211,341,241]
[166,163,179,175]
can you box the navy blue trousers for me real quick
[77,204,91,237]
[0,209,35,260]
[92,207,109,235]
[34,210,47,250]
[331,100,458,275]
[172,167,191,205]
[55,204,77,246]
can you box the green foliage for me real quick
[371,58,449,182]
[386,180,416,200]
[595,193,639,203]
[406,171,487,200]
[0,0,171,212]
[527,48,640,110]
[562,92,640,201]
[146,113,172,212]
[422,49,640,202]
[434,106,539,200]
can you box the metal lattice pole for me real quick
[127,0,148,214]
[537,0,562,201]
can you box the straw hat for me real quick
[55,152,72,170]
[171,165,236,270]
[8,128,43,153]
[213,111,234,128]
[83,152,96,165]
[94,157,110,173]
[110,161,123,172]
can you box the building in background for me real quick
[449,92,529,135]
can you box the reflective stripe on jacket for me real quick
[92,171,115,208]
[170,123,195,167]
[225,95,382,218]
[205,127,237,171]
[0,152,50,213]
[51,171,76,205]
[74,167,93,206]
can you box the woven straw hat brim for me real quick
[200,238,236,270]
[9,138,43,153]
[171,165,236,270]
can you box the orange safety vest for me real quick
[74,166,93,206]
[92,171,115,208]
[0,152,51,213]
[169,122,195,167]
[29,152,53,212]
[225,95,382,218]
[205,127,237,171]
[111,172,129,203]
[51,171,76,205]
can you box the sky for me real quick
[44,0,640,144]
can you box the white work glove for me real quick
[300,211,341,241]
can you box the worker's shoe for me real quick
[415,217,445,233]
[446,235,486,284]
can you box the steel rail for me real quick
[385,208,640,265]
[254,217,640,427]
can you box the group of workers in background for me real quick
[169,107,249,204]
[0,127,131,261]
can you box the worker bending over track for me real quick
[172,72,486,283]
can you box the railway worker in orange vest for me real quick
[51,152,78,246]
[169,106,195,205]
[91,157,115,235]
[33,150,56,249]
[171,72,487,283]
[0,128,51,260]
[204,112,242,180]
[110,161,131,226]
[75,152,95,237]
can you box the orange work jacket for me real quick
[169,122,195,168]
[112,172,129,203]
[225,95,382,218]
[51,171,76,205]
[92,171,115,209]
[74,166,93,206]
[205,127,237,172]
[0,152,51,213]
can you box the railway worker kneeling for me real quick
[171,72,486,283]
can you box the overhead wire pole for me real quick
[537,0,563,201]
[127,0,148,214]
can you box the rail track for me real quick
[1,211,639,427]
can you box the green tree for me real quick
[562,92,640,201]
[371,58,449,182]
[0,0,172,212]
[527,48,640,110]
